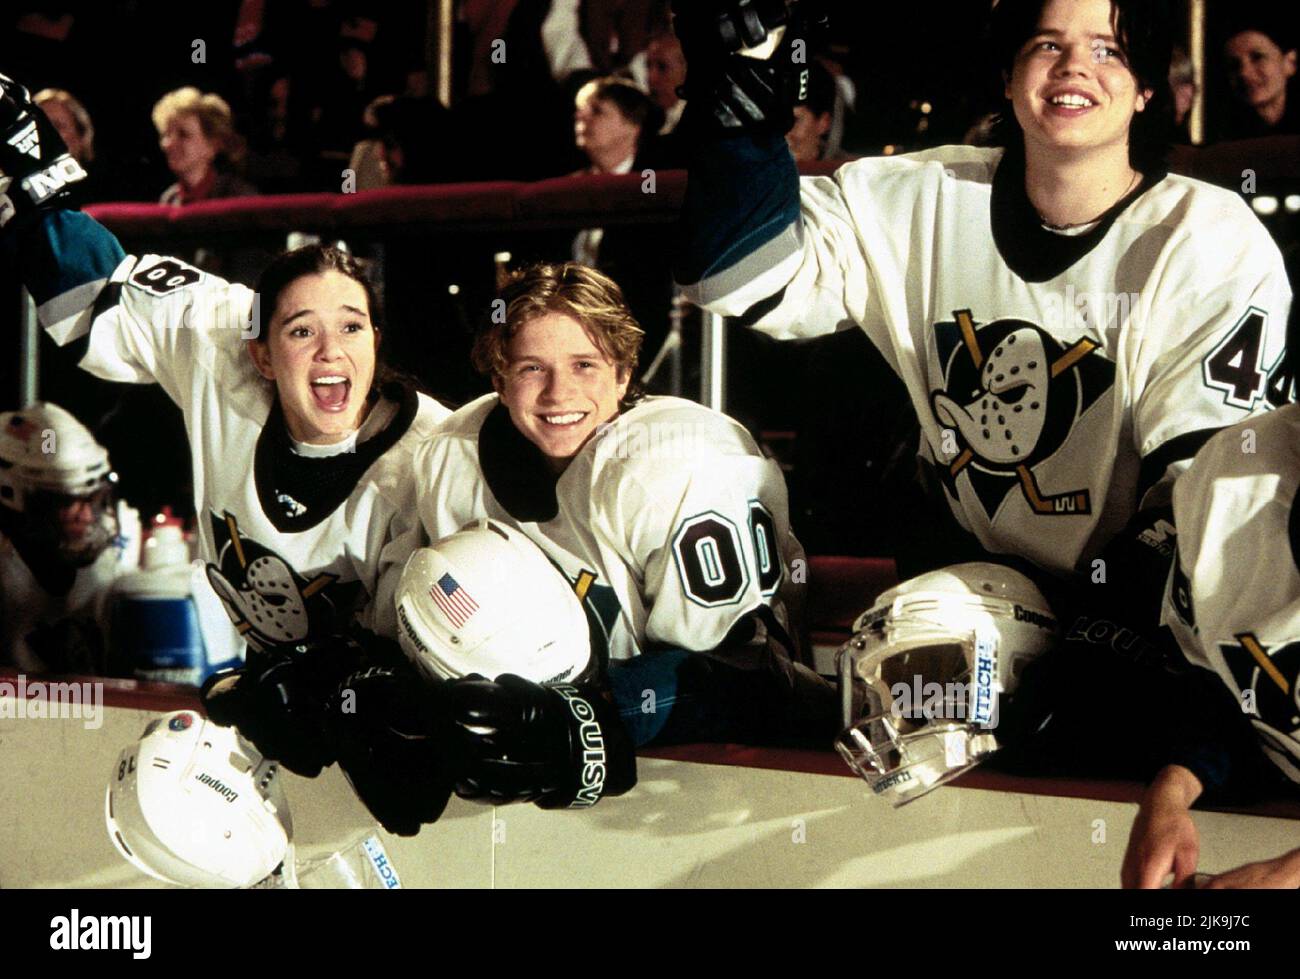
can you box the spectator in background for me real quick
[639,26,689,169]
[570,76,673,391]
[539,0,593,86]
[458,0,576,179]
[786,61,839,163]
[572,76,660,179]
[1169,46,1197,139]
[153,87,257,205]
[153,85,267,290]
[1221,15,1298,139]
[645,29,687,135]
[33,87,113,204]
[34,88,91,164]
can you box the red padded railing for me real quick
[80,138,1300,240]
[85,172,692,238]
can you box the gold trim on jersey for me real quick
[1237,632,1291,694]
[574,570,597,602]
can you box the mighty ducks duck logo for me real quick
[930,310,1113,519]
[205,511,363,651]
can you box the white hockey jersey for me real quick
[0,501,140,673]
[413,395,803,663]
[685,144,1293,576]
[1162,406,1300,784]
[37,245,450,648]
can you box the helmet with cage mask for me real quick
[0,402,118,569]
[836,562,1059,805]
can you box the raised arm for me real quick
[0,71,87,233]
[4,72,255,406]
[671,1,865,341]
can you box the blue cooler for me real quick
[112,525,244,685]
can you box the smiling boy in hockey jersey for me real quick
[373,261,839,823]
[672,0,1292,580]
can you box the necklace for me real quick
[1037,169,1142,231]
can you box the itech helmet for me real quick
[395,519,593,684]
[0,402,118,567]
[105,710,293,888]
[835,562,1058,806]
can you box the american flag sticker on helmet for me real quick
[430,572,479,628]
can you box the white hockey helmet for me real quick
[835,562,1058,806]
[395,519,593,684]
[105,710,293,888]
[0,402,117,566]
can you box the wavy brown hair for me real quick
[152,86,246,167]
[472,262,645,408]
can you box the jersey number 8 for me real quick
[131,258,202,296]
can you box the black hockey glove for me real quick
[0,71,87,230]
[200,636,367,778]
[327,665,454,837]
[446,674,637,810]
[671,0,830,134]
[991,508,1190,775]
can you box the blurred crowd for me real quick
[0,0,865,206]
[3,2,1294,211]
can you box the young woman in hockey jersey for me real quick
[0,72,450,774]
[412,263,836,745]
[673,0,1293,582]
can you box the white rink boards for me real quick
[2,694,1296,889]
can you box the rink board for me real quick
[1,681,1296,889]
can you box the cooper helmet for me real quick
[835,562,1058,806]
[0,402,117,567]
[395,519,593,684]
[105,710,293,888]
